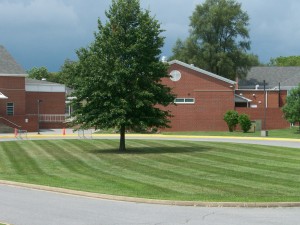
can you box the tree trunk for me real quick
[119,124,126,152]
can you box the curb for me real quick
[1,180,300,208]
[1,133,300,142]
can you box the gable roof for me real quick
[0,45,27,76]
[168,60,236,85]
[239,66,300,90]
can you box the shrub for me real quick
[238,114,252,133]
[223,110,239,132]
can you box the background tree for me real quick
[70,0,175,151]
[269,56,300,66]
[171,0,254,80]
[224,110,239,132]
[282,85,300,132]
[27,66,65,84]
[27,67,50,80]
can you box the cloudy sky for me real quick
[1,0,300,71]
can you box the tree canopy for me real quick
[269,56,300,66]
[282,85,300,132]
[69,0,175,151]
[27,67,50,80]
[171,0,254,80]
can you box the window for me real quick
[174,98,195,104]
[6,102,14,115]
[170,70,181,82]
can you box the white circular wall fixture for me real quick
[170,70,181,82]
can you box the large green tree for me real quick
[56,59,79,88]
[70,0,175,151]
[171,0,253,80]
[282,85,300,132]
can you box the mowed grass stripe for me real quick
[0,139,299,202]
[0,142,45,175]
[0,142,14,174]
[181,151,300,183]
[180,147,300,179]
[77,140,210,195]
[37,140,135,181]
[152,149,299,195]
[163,141,300,176]
[48,140,184,196]
[212,145,300,167]
[125,141,295,195]
[121,152,274,196]
[202,151,300,175]
[52,140,248,197]
[201,141,300,158]
[134,151,300,195]
[177,141,300,167]
[124,141,269,194]
[96,140,298,196]
[133,141,300,191]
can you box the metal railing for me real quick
[26,114,71,123]
[39,114,67,122]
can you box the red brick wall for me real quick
[1,115,38,132]
[0,76,25,89]
[40,122,65,129]
[235,90,287,109]
[162,63,235,131]
[0,77,26,115]
[236,108,289,130]
[235,89,289,130]
[26,92,66,114]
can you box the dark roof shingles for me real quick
[239,67,300,89]
[0,45,26,74]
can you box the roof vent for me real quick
[255,84,259,90]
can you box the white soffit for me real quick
[0,92,8,99]
[234,94,252,103]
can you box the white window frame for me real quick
[174,98,195,104]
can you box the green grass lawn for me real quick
[0,139,299,202]
[163,127,300,139]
